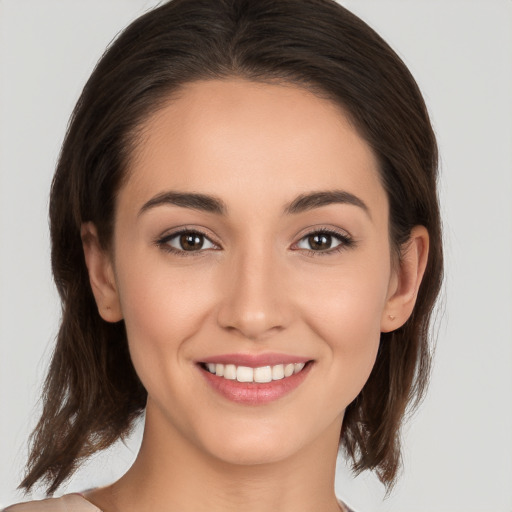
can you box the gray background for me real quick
[1,1,511,510]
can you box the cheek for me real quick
[303,256,390,334]
[114,255,218,392]
[298,260,390,399]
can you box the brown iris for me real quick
[307,233,332,251]
[180,233,204,251]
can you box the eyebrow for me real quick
[284,190,370,217]
[139,191,227,216]
[138,189,370,218]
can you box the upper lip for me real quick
[199,353,311,367]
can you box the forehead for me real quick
[122,79,386,219]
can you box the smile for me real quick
[202,362,306,383]
[197,356,314,405]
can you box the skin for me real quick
[82,79,429,512]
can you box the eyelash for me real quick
[155,227,355,258]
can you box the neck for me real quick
[90,403,344,512]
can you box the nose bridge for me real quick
[216,236,291,340]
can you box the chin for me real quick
[207,435,301,467]
[193,414,322,468]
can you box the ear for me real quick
[81,222,123,322]
[381,225,429,332]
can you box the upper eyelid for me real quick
[159,226,218,240]
[293,225,351,241]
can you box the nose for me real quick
[216,245,292,341]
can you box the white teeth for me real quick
[204,361,308,382]
[272,364,284,380]
[224,364,237,380]
[236,366,254,382]
[284,363,295,377]
[254,366,272,383]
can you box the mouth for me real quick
[197,357,314,405]
[199,361,310,383]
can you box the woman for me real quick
[5,0,442,511]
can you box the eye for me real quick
[157,229,218,255]
[294,229,353,255]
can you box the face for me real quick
[89,79,402,466]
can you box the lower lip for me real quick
[198,362,313,405]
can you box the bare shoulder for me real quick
[3,494,100,512]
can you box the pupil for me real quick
[310,234,331,250]
[180,233,203,251]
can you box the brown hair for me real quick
[21,0,443,495]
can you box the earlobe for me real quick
[81,222,123,322]
[381,225,429,333]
